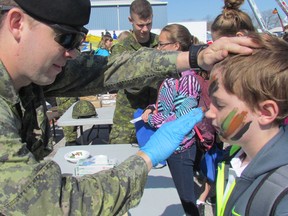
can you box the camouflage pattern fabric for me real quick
[0,48,179,214]
[72,100,97,119]
[0,156,147,215]
[36,102,54,152]
[56,97,78,143]
[44,49,178,97]
[109,32,163,144]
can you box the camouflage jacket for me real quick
[0,49,179,215]
[110,32,158,54]
[109,32,165,143]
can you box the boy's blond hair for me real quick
[213,33,288,124]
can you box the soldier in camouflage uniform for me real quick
[109,0,162,144]
[0,0,257,214]
[56,97,78,145]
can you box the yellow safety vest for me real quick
[216,145,241,216]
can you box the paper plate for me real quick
[64,150,90,163]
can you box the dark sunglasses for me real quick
[0,5,14,13]
[0,5,86,50]
[49,24,86,50]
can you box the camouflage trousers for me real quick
[62,126,78,143]
[109,124,137,144]
[56,97,78,143]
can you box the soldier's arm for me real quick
[43,36,257,97]
[0,97,152,215]
[43,48,185,97]
[0,156,149,215]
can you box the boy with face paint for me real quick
[205,33,288,216]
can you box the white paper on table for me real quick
[130,116,142,124]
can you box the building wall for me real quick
[85,1,207,43]
[86,2,168,32]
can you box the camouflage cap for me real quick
[72,100,97,119]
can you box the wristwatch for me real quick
[189,44,208,69]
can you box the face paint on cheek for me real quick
[221,108,238,132]
[220,109,250,140]
[230,121,252,141]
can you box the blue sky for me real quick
[166,0,286,22]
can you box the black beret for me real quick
[14,0,91,29]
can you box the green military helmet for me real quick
[72,100,97,119]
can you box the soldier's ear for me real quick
[7,8,25,42]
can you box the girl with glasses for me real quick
[142,24,215,216]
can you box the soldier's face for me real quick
[129,12,152,44]
[18,14,79,87]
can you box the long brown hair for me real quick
[160,24,192,51]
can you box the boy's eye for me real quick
[212,100,225,110]
[215,104,225,110]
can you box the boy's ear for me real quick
[258,100,279,125]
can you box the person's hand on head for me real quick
[198,36,260,71]
[139,107,203,167]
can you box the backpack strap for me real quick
[194,126,204,142]
[194,74,210,110]
[245,164,288,216]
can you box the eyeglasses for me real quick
[0,5,13,11]
[0,5,14,13]
[157,42,175,49]
[49,24,86,51]
[0,5,86,51]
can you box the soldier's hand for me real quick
[197,36,259,71]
